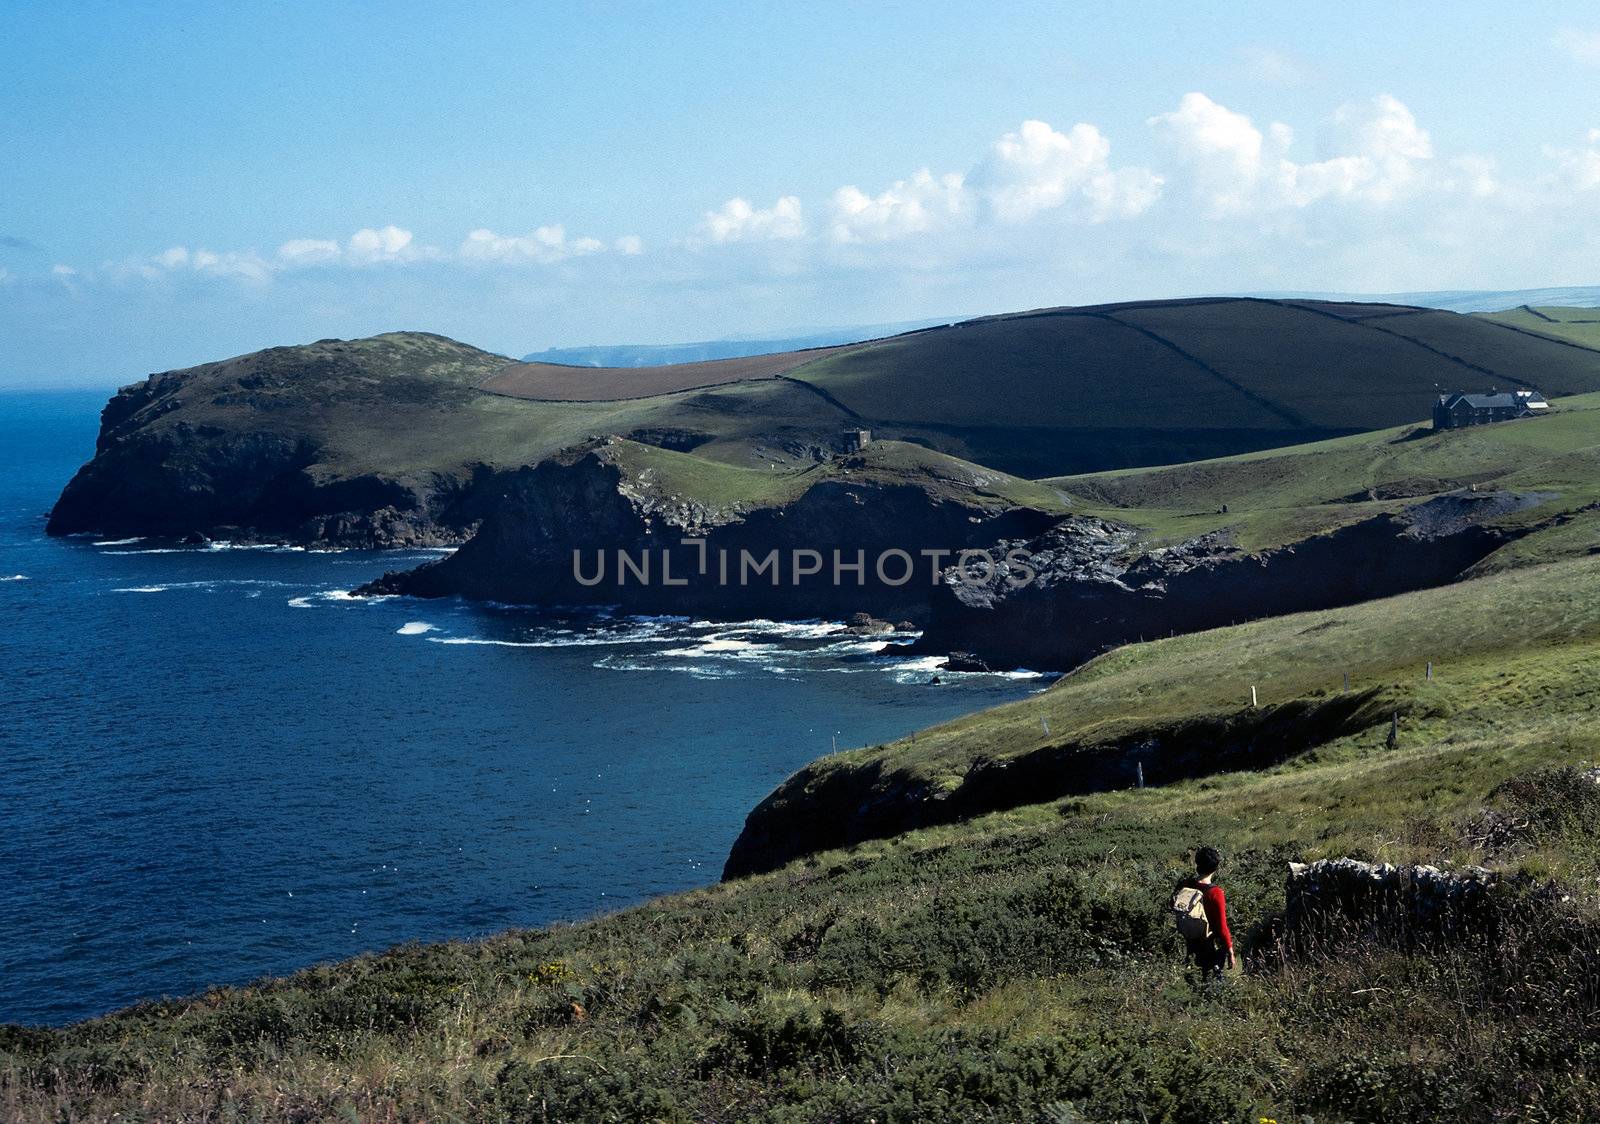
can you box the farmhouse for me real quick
[1433,389,1549,430]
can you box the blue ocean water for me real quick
[0,391,1043,1026]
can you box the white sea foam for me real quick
[396,621,438,636]
[205,541,303,553]
[427,636,542,648]
[657,637,776,660]
[113,585,168,594]
[592,655,740,678]
[0,574,26,582]
[286,589,364,608]
[92,537,143,546]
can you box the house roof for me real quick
[1438,390,1547,411]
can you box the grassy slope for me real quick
[1476,305,1600,349]
[7,560,1600,1121]
[1044,389,1600,554]
[87,302,1600,492]
[768,554,1600,814]
[593,438,1076,517]
[791,298,1600,434]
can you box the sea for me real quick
[0,390,1044,1026]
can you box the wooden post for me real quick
[1041,716,1050,736]
[1250,685,1258,708]
[1343,671,1350,691]
[832,734,837,754]
[1386,711,1399,749]
[1136,761,1145,789]
[1426,661,1433,680]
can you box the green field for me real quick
[8,555,1600,1121]
[1475,304,1600,350]
[1043,388,1600,553]
[88,298,1600,487]
[790,299,1600,455]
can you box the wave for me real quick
[427,636,542,648]
[92,537,144,546]
[396,622,438,636]
[591,656,743,679]
[114,579,299,596]
[287,590,370,608]
[204,541,307,553]
[1,574,26,582]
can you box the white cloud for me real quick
[1150,91,1434,214]
[1546,128,1600,190]
[139,245,273,283]
[459,225,610,264]
[700,196,806,244]
[971,119,1161,222]
[824,118,1157,244]
[51,263,77,277]
[277,238,341,266]
[1555,28,1600,66]
[829,170,966,243]
[614,234,644,255]
[346,225,418,263]
[1449,155,1500,198]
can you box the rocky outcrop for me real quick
[1284,858,1502,949]
[47,415,493,547]
[723,688,1396,880]
[46,333,515,548]
[911,492,1544,671]
[360,440,1061,621]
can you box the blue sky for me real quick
[3,1,1598,387]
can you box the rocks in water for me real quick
[941,651,992,673]
[845,612,897,635]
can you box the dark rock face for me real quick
[361,442,1061,621]
[722,688,1394,880]
[911,492,1538,672]
[47,417,489,547]
[45,333,511,548]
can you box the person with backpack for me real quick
[1171,845,1235,981]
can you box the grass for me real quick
[791,298,1600,442]
[21,313,1600,1118]
[1041,389,1600,552]
[729,553,1600,879]
[6,589,1599,1118]
[1476,305,1600,350]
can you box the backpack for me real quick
[1172,884,1211,940]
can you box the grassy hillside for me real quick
[590,437,1074,517]
[784,298,1600,474]
[59,300,1600,525]
[7,559,1600,1121]
[1476,305,1600,350]
[1046,388,1600,555]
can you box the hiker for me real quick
[1171,845,1235,981]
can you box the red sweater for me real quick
[1184,879,1233,950]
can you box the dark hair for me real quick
[1194,846,1221,877]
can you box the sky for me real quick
[2,1,1599,387]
